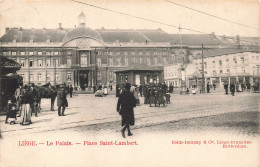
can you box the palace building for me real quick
[0,11,257,88]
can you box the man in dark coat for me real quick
[57,85,68,116]
[224,83,229,95]
[117,83,136,138]
[69,85,73,98]
[139,84,143,97]
[31,83,40,117]
[207,82,210,93]
[230,82,235,96]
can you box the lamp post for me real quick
[201,44,205,93]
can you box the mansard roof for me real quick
[0,28,68,43]
[170,34,233,46]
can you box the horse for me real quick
[38,83,57,111]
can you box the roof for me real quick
[115,64,163,73]
[0,56,21,75]
[0,28,68,43]
[170,34,233,46]
[195,48,260,58]
[63,27,103,43]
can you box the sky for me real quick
[0,0,259,38]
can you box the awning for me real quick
[115,64,163,73]
[0,56,21,75]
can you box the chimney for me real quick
[5,28,10,33]
[211,32,216,38]
[59,23,62,29]
[19,27,23,31]
[222,35,226,40]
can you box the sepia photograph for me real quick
[0,0,259,166]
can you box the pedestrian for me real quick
[224,82,229,95]
[31,83,40,117]
[5,97,18,124]
[246,82,251,92]
[110,84,113,91]
[143,85,149,104]
[69,85,73,98]
[93,84,97,93]
[207,82,210,93]
[213,83,216,90]
[165,91,171,104]
[133,87,140,106]
[103,84,108,95]
[116,84,120,97]
[192,85,196,94]
[157,87,165,107]
[241,83,244,92]
[57,85,68,116]
[139,84,143,97]
[98,84,102,90]
[149,86,157,107]
[20,85,33,125]
[186,88,189,94]
[14,85,22,116]
[117,83,136,138]
[230,82,235,96]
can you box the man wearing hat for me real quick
[117,83,136,138]
[57,84,68,116]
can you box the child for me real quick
[5,98,18,124]
[165,92,171,104]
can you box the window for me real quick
[38,52,42,55]
[139,52,143,55]
[38,73,42,81]
[163,57,166,65]
[116,52,120,56]
[20,52,25,56]
[125,57,128,66]
[67,57,71,66]
[212,61,215,64]
[109,71,113,80]
[67,72,72,81]
[46,73,50,81]
[97,71,101,80]
[219,60,222,66]
[220,70,223,73]
[154,57,158,65]
[124,51,128,56]
[147,57,150,65]
[46,58,50,67]
[213,70,216,75]
[54,52,59,55]
[81,56,87,67]
[97,57,101,66]
[29,52,34,56]
[233,58,237,64]
[226,59,229,62]
[46,52,51,56]
[55,73,59,81]
[12,52,16,56]
[109,58,113,66]
[29,59,33,67]
[3,52,9,56]
[30,74,34,82]
[37,59,42,67]
[20,59,25,67]
[241,57,244,63]
[116,57,120,66]
[227,69,230,73]
[55,59,59,67]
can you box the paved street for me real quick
[1,92,259,137]
[0,92,259,167]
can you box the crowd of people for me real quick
[5,83,69,125]
[116,82,170,107]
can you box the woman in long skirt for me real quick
[20,85,33,125]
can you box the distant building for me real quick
[192,49,260,88]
